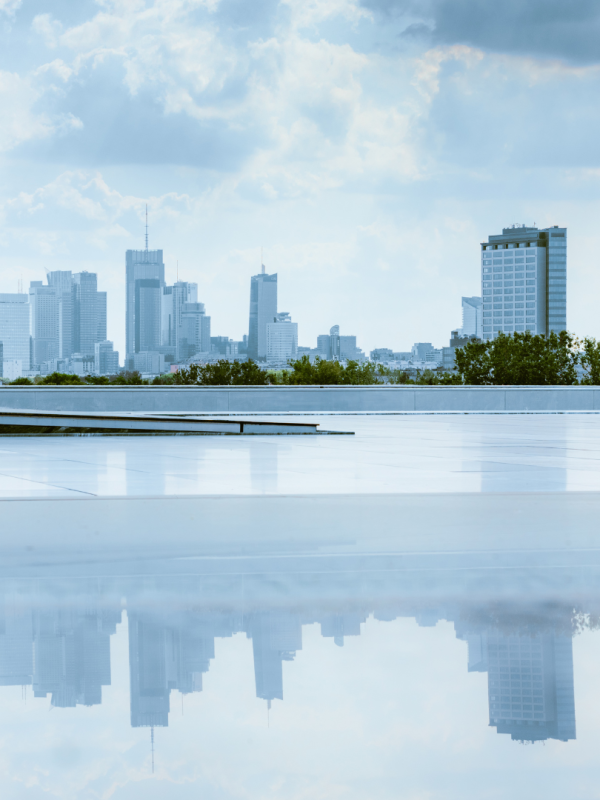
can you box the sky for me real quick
[1,0,599,358]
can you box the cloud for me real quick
[362,0,600,65]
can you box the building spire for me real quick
[261,245,265,275]
[145,204,149,252]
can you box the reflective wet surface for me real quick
[1,414,600,498]
[0,538,599,799]
[2,416,600,798]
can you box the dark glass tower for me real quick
[248,270,277,361]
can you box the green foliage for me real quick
[454,331,580,385]
[580,337,600,385]
[8,376,33,385]
[108,371,148,385]
[384,367,462,385]
[150,373,176,385]
[84,375,110,385]
[174,360,275,386]
[280,356,381,385]
[38,372,85,385]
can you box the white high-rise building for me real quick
[267,313,298,363]
[481,225,567,341]
[459,297,483,339]
[0,294,30,374]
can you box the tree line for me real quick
[3,331,600,386]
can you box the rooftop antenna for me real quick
[261,246,265,275]
[267,699,271,727]
[177,260,179,282]
[145,204,149,252]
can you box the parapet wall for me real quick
[1,385,600,413]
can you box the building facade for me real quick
[94,341,120,375]
[248,271,277,361]
[29,282,59,367]
[459,296,483,339]
[0,294,30,374]
[126,249,165,359]
[481,226,566,340]
[267,313,298,363]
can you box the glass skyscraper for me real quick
[481,225,567,340]
[126,249,165,359]
[248,270,277,361]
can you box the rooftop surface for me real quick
[0,414,599,499]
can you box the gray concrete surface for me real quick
[1,385,600,413]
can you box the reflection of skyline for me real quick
[0,552,588,741]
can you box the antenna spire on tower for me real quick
[145,204,149,252]
[261,246,265,275]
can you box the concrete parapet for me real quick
[1,385,600,413]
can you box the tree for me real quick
[8,377,33,385]
[174,359,275,386]
[580,337,600,385]
[38,372,85,385]
[280,356,381,385]
[454,331,579,385]
[108,371,148,385]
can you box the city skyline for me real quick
[0,580,578,744]
[1,2,599,361]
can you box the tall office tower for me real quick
[0,342,2,378]
[266,312,298,362]
[28,281,59,368]
[161,281,199,361]
[179,303,210,359]
[95,340,120,375]
[481,225,567,340]
[248,269,277,361]
[126,248,165,358]
[47,271,73,358]
[0,294,30,373]
[71,272,107,358]
[464,631,576,742]
[459,296,483,339]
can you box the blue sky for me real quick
[1,0,599,356]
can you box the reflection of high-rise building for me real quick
[32,608,115,708]
[249,612,302,704]
[129,616,172,728]
[248,270,277,362]
[462,630,576,742]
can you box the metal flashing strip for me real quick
[0,409,347,436]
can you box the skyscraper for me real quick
[248,269,277,361]
[29,282,59,367]
[266,312,298,363]
[126,248,165,359]
[47,271,73,358]
[0,294,30,373]
[481,225,567,340]
[458,296,483,339]
[71,272,107,358]
[161,281,199,361]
